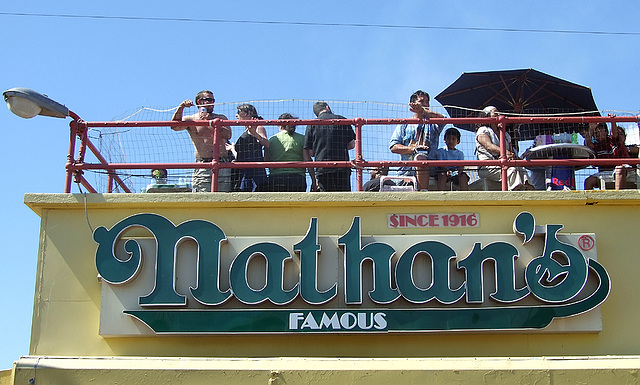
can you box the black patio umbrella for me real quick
[434,68,599,140]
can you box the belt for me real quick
[196,157,231,163]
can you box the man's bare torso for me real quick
[183,111,231,159]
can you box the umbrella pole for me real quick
[498,116,508,191]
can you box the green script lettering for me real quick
[94,213,230,306]
[294,218,337,304]
[94,212,596,308]
[339,217,400,304]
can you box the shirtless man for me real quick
[172,90,232,192]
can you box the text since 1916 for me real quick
[388,213,479,228]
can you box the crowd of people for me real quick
[171,91,355,192]
[583,122,632,190]
[171,89,636,193]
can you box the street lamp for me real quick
[3,87,69,119]
[4,87,86,193]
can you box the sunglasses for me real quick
[199,97,215,103]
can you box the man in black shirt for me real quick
[304,102,356,191]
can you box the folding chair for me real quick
[379,176,418,192]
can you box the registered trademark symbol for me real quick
[578,235,595,251]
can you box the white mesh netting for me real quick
[83,100,639,192]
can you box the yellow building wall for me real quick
[0,369,11,385]
[10,356,640,385]
[22,191,640,360]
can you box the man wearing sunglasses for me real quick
[172,90,233,192]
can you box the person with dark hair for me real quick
[265,113,309,192]
[312,101,329,117]
[304,102,356,192]
[583,122,630,190]
[476,106,534,190]
[171,90,233,192]
[234,103,269,192]
[362,167,396,191]
[435,127,469,191]
[389,90,446,190]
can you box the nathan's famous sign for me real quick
[93,212,609,335]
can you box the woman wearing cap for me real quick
[475,106,534,191]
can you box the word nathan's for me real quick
[94,212,610,333]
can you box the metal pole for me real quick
[75,174,98,193]
[498,115,508,191]
[107,173,114,193]
[354,117,364,191]
[211,118,221,192]
[64,117,79,193]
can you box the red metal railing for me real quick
[64,114,640,193]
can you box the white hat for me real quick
[482,106,497,114]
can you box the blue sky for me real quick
[1,1,639,368]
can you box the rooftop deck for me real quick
[65,101,640,193]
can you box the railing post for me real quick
[65,119,78,193]
[76,121,90,189]
[210,118,221,192]
[498,115,508,191]
[107,172,114,193]
[354,117,364,191]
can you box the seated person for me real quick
[584,123,630,190]
[475,106,534,191]
[435,127,469,191]
[389,90,445,191]
[363,167,395,191]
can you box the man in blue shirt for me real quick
[389,90,445,190]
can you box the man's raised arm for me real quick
[171,99,194,131]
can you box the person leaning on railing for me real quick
[265,113,308,192]
[303,102,355,192]
[475,106,535,191]
[389,90,445,191]
[234,104,270,192]
[583,121,630,190]
[171,90,233,192]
